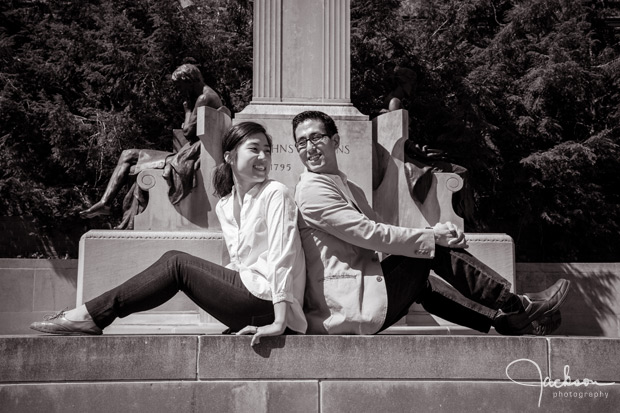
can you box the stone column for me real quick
[251,0,282,103]
[237,0,371,196]
[250,0,352,106]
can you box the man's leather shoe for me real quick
[494,279,570,335]
[522,279,570,321]
[30,310,102,335]
[523,279,570,302]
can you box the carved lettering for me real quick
[271,163,292,171]
[273,144,295,154]
[272,144,351,155]
[337,145,350,154]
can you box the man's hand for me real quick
[432,221,468,249]
[236,322,286,346]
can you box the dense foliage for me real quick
[350,0,620,261]
[1,0,618,261]
[0,0,252,254]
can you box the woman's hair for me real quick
[212,122,273,198]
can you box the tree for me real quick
[0,0,253,256]
[1,0,619,261]
[349,0,620,261]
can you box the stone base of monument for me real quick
[370,109,517,334]
[77,230,228,334]
[233,114,374,199]
[2,335,619,412]
[77,231,513,335]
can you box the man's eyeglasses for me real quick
[295,133,331,151]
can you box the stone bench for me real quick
[4,259,616,336]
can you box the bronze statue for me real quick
[383,65,417,113]
[79,63,231,229]
[378,64,475,224]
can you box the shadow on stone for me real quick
[517,263,619,336]
[252,335,287,358]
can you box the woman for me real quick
[31,122,307,346]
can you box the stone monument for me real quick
[77,0,515,334]
[235,0,373,199]
[77,107,231,334]
[235,0,516,333]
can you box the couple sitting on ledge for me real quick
[31,111,570,345]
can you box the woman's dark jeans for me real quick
[85,251,274,332]
[379,246,514,333]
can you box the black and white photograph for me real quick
[1,0,619,412]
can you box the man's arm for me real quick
[296,173,435,258]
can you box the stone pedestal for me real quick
[371,110,516,333]
[372,109,465,230]
[236,0,373,197]
[234,115,373,200]
[77,230,227,333]
[133,107,231,231]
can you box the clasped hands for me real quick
[432,221,468,249]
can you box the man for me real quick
[292,110,569,335]
[80,63,231,228]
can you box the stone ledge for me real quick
[2,335,618,413]
[2,335,619,383]
[198,335,546,380]
[80,230,225,241]
[0,335,198,382]
[465,233,516,243]
[0,259,78,270]
[0,381,319,413]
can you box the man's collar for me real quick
[320,170,348,184]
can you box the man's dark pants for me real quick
[379,246,514,333]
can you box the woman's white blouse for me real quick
[216,179,307,333]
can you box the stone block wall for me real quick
[1,335,619,412]
[517,263,620,337]
[0,259,77,335]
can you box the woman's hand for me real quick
[237,302,288,346]
[237,322,286,346]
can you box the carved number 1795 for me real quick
[272,164,291,171]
